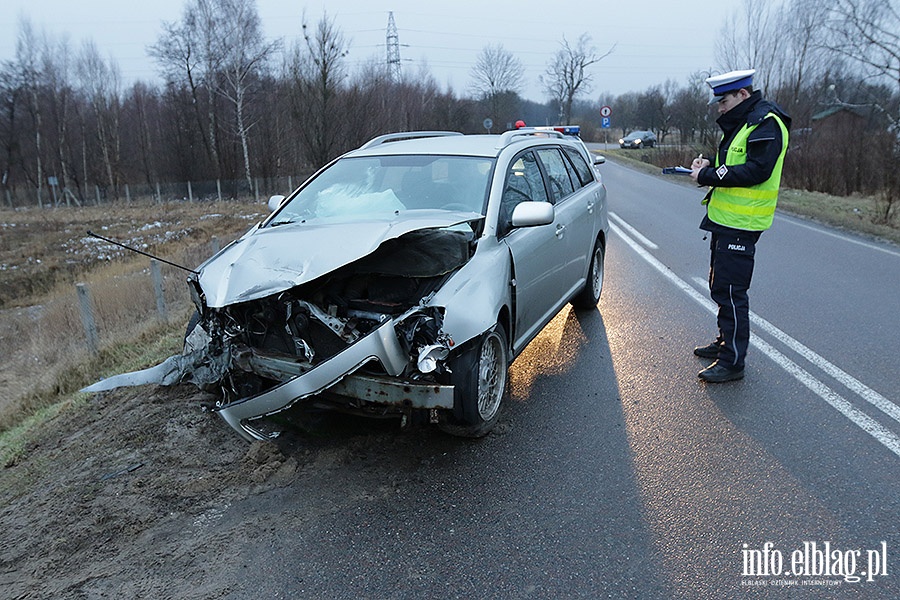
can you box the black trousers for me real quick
[708,232,757,369]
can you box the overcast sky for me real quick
[2,0,743,102]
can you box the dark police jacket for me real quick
[697,90,792,238]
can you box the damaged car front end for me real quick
[183,214,480,441]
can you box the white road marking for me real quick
[690,277,900,426]
[610,221,900,459]
[609,212,658,250]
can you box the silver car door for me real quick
[534,147,594,295]
[500,151,570,353]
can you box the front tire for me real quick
[572,238,605,309]
[439,324,509,438]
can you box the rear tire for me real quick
[572,238,605,309]
[438,324,509,438]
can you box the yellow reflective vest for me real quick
[707,113,789,231]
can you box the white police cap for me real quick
[706,69,755,104]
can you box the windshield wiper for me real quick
[268,219,299,227]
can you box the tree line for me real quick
[1,0,898,219]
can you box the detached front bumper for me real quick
[214,318,454,441]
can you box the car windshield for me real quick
[270,155,494,225]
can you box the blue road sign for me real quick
[601,116,611,129]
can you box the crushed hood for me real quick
[199,211,482,307]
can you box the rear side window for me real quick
[562,147,595,187]
[535,148,575,202]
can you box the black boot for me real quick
[693,341,722,359]
[698,360,744,383]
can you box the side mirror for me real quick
[267,194,285,212]
[594,155,606,165]
[511,201,554,228]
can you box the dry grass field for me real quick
[0,199,267,435]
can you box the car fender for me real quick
[428,241,511,348]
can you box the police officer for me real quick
[690,69,791,382]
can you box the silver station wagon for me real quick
[85,129,609,441]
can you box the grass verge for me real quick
[0,315,187,468]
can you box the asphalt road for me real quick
[216,159,899,599]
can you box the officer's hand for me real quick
[691,157,710,170]
[690,158,710,183]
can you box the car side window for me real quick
[562,147,595,187]
[535,148,575,202]
[498,151,548,237]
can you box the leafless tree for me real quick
[15,18,45,206]
[214,0,280,193]
[541,34,614,125]
[824,0,900,126]
[824,0,900,221]
[77,40,122,200]
[42,32,78,205]
[126,82,160,186]
[773,0,832,119]
[470,44,524,127]
[717,0,782,94]
[470,44,524,98]
[0,60,25,206]
[149,0,224,174]
[289,13,349,168]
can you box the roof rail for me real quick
[358,131,463,150]
[497,128,565,148]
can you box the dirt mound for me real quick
[0,383,299,598]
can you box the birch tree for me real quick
[77,40,122,200]
[42,33,77,205]
[150,0,225,175]
[215,0,280,193]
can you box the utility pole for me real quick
[386,12,402,82]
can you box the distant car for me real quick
[85,129,609,442]
[619,130,657,148]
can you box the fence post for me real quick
[188,181,193,202]
[156,182,162,204]
[254,178,260,203]
[210,236,221,254]
[76,283,100,355]
[95,185,101,205]
[217,179,222,202]
[150,259,169,321]
[125,184,131,204]
[288,175,292,192]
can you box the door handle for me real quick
[555,224,566,239]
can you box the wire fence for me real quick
[0,236,221,431]
[3,173,314,210]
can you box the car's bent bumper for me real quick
[214,318,454,441]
